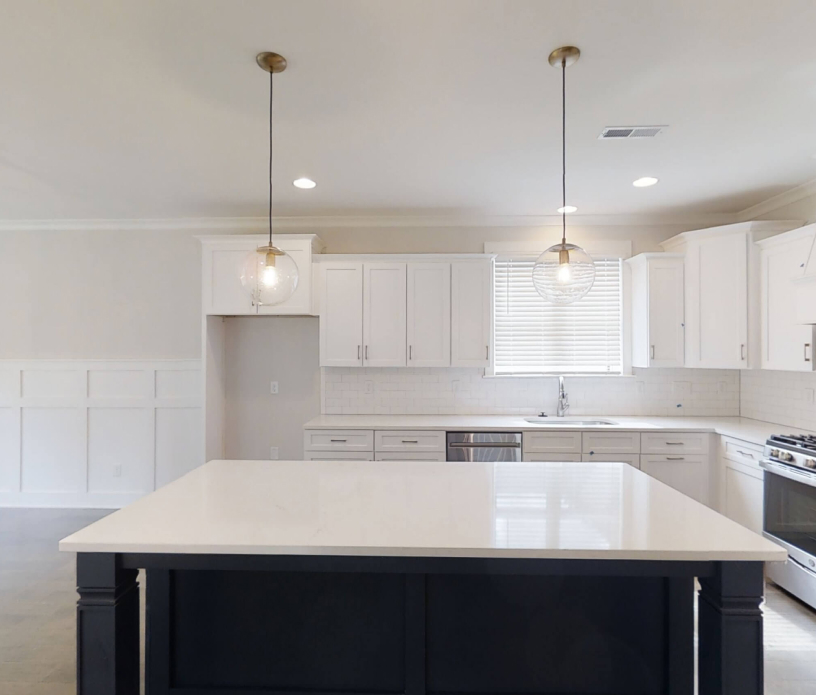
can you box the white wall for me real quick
[0,359,202,508]
[0,228,202,359]
[223,317,320,460]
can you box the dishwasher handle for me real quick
[448,441,521,449]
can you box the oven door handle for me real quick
[760,459,816,488]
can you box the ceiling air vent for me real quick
[598,125,667,140]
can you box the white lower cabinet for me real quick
[582,453,640,468]
[305,452,374,461]
[303,429,374,452]
[375,430,446,454]
[640,455,707,505]
[723,463,764,533]
[523,453,582,462]
[375,452,446,461]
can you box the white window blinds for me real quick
[493,255,623,375]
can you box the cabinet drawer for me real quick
[640,454,708,504]
[304,451,374,461]
[641,432,708,455]
[721,436,764,470]
[375,452,446,462]
[303,429,374,452]
[523,432,582,454]
[582,453,640,468]
[375,430,445,453]
[582,432,640,454]
[522,453,582,462]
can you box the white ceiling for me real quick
[2,0,816,221]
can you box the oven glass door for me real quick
[764,466,816,558]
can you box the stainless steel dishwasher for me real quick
[446,432,522,462]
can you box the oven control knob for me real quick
[805,459,816,469]
[770,448,780,458]
[779,451,794,462]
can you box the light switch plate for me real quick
[269,446,279,460]
[270,381,279,394]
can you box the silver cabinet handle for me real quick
[650,345,655,359]
[409,345,413,360]
[330,439,347,443]
[401,439,419,444]
[736,450,755,459]
[365,345,369,360]
[666,456,685,460]
[741,344,746,360]
[806,343,812,362]
[665,441,684,445]
[357,345,361,360]
[486,345,489,359]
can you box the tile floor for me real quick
[1,508,816,694]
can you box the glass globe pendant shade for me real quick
[532,243,595,305]
[240,246,299,306]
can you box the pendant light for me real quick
[240,52,299,306]
[532,46,595,305]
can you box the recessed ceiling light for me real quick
[633,176,659,187]
[293,178,316,189]
[557,205,577,213]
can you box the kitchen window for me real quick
[492,254,623,375]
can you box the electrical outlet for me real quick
[113,464,122,478]
[365,380,374,394]
[269,446,279,460]
[270,381,279,394]
[805,388,815,405]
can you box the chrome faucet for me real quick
[556,376,569,417]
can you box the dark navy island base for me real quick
[75,553,765,695]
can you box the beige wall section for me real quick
[223,316,320,460]
[754,191,816,223]
[0,222,692,360]
[0,228,201,358]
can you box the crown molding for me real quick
[0,212,739,233]
[735,176,816,222]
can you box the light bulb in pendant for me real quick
[557,262,572,284]
[261,264,279,288]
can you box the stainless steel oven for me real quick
[761,435,816,608]
[446,432,522,462]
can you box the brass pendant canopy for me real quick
[548,46,580,68]
[256,52,288,73]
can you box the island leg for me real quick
[76,553,140,695]
[698,561,764,695]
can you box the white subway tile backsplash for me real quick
[740,370,816,431]
[322,368,740,417]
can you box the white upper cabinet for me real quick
[791,223,816,324]
[451,260,491,367]
[661,221,802,369]
[363,263,407,367]
[759,227,816,371]
[320,263,364,367]
[407,263,451,367]
[628,254,684,368]
[200,234,323,316]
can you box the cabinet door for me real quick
[206,247,258,315]
[761,235,816,371]
[724,465,764,533]
[451,261,491,367]
[688,233,748,368]
[364,263,407,367]
[407,263,451,367]
[640,455,707,505]
[320,263,364,367]
[648,259,685,366]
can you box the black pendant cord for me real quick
[268,70,274,248]
[561,59,566,247]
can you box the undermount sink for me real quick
[523,418,618,426]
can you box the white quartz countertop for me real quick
[303,415,814,445]
[59,459,785,562]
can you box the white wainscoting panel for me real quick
[0,360,202,508]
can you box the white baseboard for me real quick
[0,359,203,509]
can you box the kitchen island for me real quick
[60,459,785,695]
